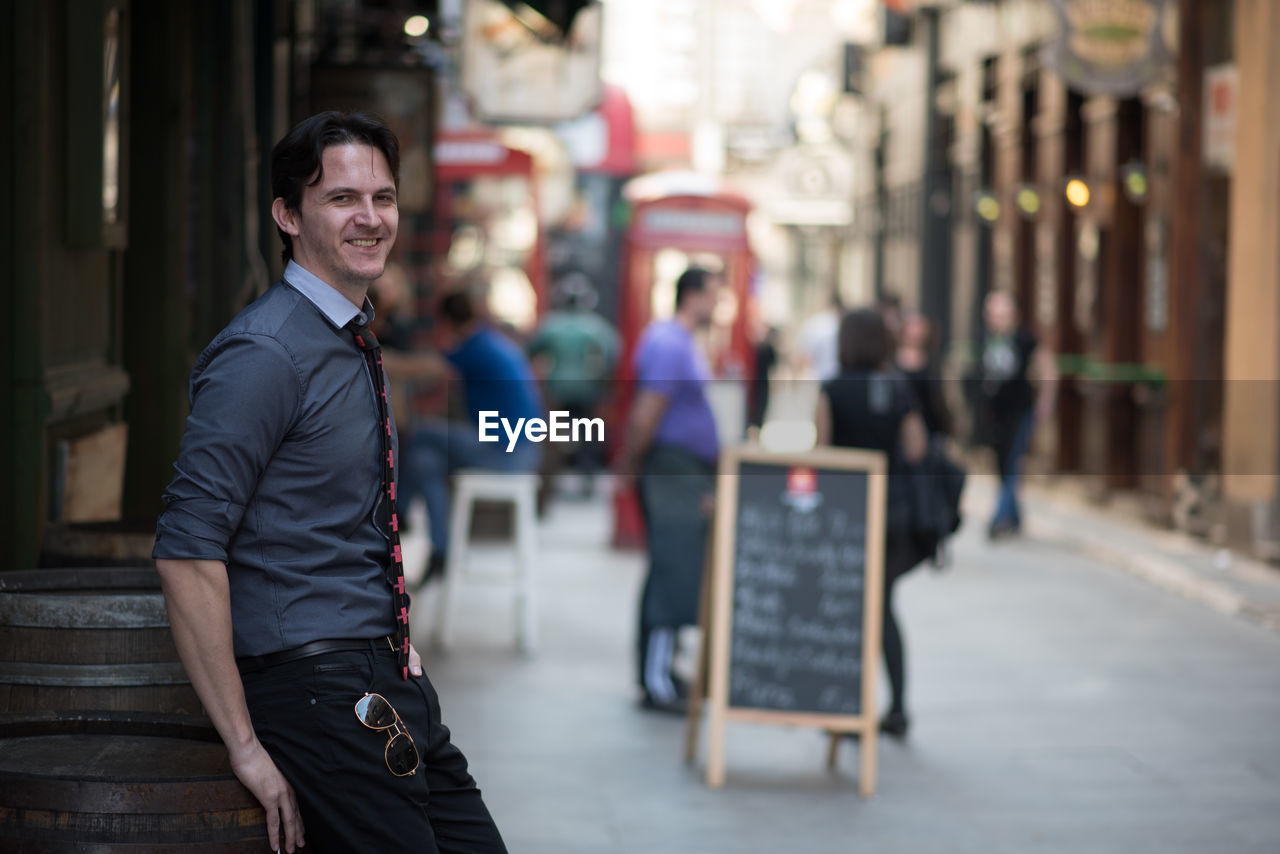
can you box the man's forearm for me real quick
[155,558,258,757]
[620,392,668,473]
[156,557,303,851]
[620,421,656,474]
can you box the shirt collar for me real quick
[283,260,375,328]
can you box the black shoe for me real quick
[639,692,688,716]
[987,519,1019,541]
[880,711,910,739]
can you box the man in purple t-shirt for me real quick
[619,267,721,713]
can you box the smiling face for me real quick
[272,143,399,302]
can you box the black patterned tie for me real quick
[349,319,412,680]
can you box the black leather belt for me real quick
[236,636,396,674]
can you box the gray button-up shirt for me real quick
[154,261,398,657]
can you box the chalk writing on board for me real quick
[726,463,871,716]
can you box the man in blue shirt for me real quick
[153,112,506,854]
[619,267,721,713]
[398,288,544,585]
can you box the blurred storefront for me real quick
[848,0,1278,555]
[2,0,446,568]
[943,0,1232,529]
[550,84,638,327]
[6,0,1279,564]
[2,0,621,569]
[1220,0,1280,557]
[431,132,545,331]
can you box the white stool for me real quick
[432,469,539,654]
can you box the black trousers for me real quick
[635,446,714,692]
[881,528,928,716]
[240,643,507,853]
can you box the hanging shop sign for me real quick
[461,0,603,124]
[1041,0,1173,97]
[1202,64,1238,174]
[764,143,854,227]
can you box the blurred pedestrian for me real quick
[367,263,431,532]
[816,308,928,738]
[407,288,544,584]
[896,311,952,439]
[619,267,721,714]
[748,324,779,432]
[153,111,507,854]
[877,290,905,347]
[977,291,1058,539]
[797,289,842,382]
[898,311,966,568]
[527,271,619,496]
[368,262,430,436]
[367,261,416,348]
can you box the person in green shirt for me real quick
[528,272,620,496]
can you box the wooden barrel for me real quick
[0,568,203,717]
[0,712,267,851]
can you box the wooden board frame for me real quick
[685,444,887,795]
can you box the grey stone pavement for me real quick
[402,475,1280,854]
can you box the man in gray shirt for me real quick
[154,111,506,854]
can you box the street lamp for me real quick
[1015,184,1041,219]
[1120,160,1148,204]
[404,15,430,37]
[974,189,1000,224]
[1064,176,1091,210]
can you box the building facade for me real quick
[847,0,1279,556]
[1,0,440,569]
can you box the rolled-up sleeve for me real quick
[154,333,302,562]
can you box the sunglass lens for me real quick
[355,693,396,728]
[386,733,420,776]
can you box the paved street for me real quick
[404,477,1280,854]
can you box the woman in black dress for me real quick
[816,308,928,737]
[896,311,952,439]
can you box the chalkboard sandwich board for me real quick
[686,444,886,795]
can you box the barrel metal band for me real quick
[0,594,170,629]
[0,661,191,687]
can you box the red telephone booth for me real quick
[430,132,547,330]
[612,180,757,548]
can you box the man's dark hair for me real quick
[438,290,476,329]
[675,267,713,311]
[271,111,401,263]
[838,307,891,371]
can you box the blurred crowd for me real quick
[379,257,1056,739]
